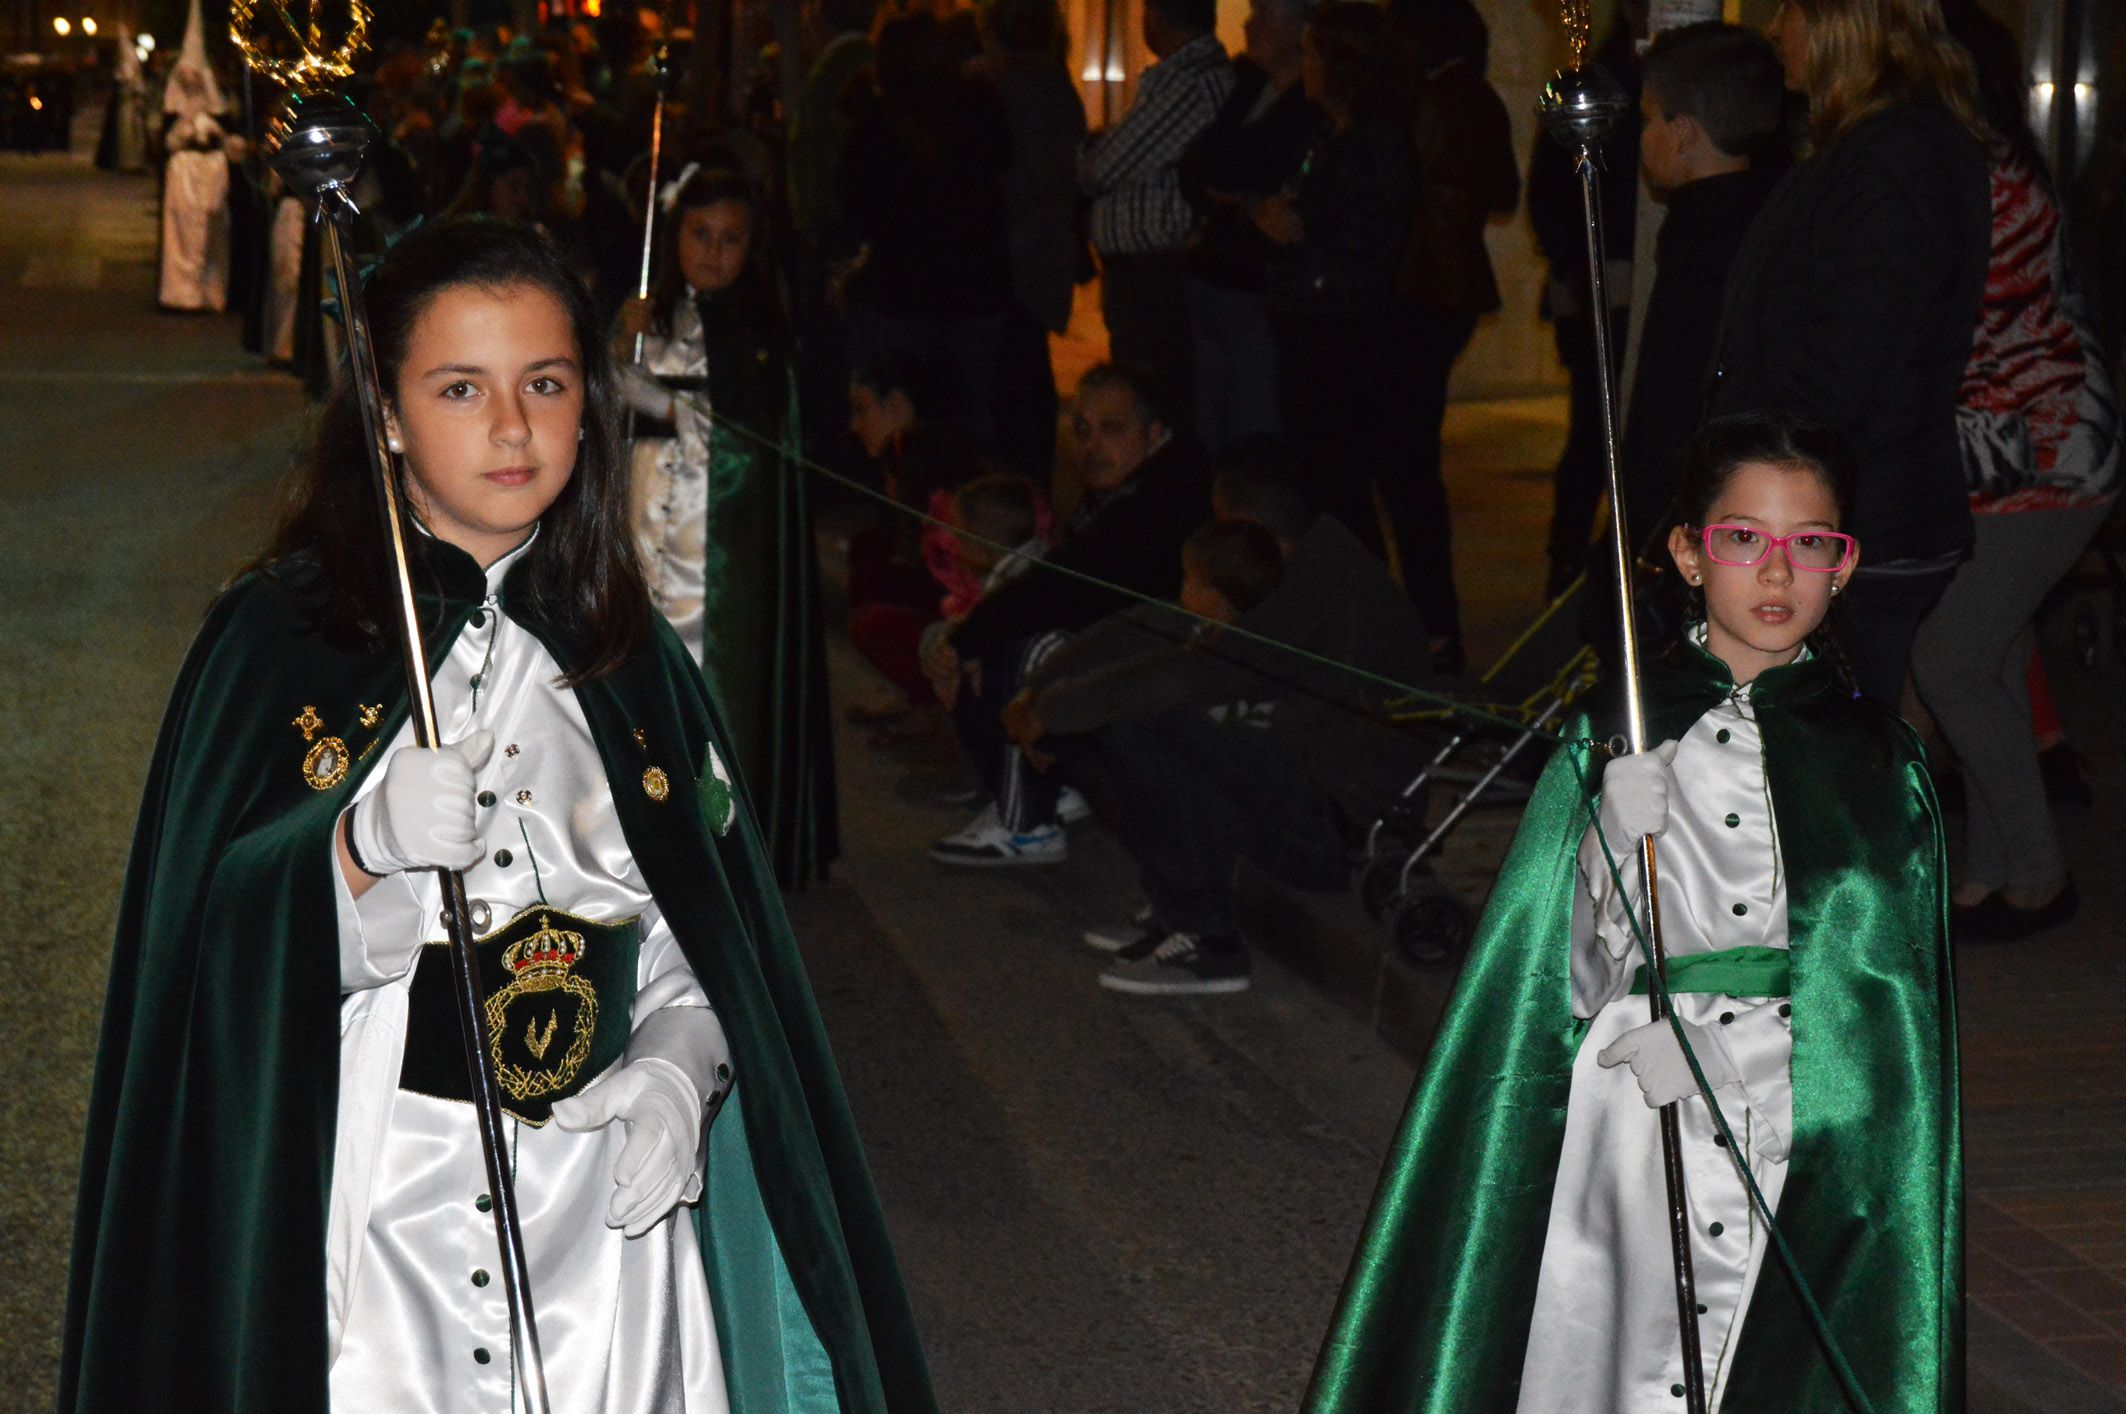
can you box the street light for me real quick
[53,16,72,34]
[82,16,98,34]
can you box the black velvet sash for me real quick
[398,906,641,1126]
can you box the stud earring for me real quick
[577,425,586,442]
[387,437,403,453]
[1831,583,1840,595]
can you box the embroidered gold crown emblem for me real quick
[501,914,588,979]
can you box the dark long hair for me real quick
[1675,411,1859,676]
[253,217,649,683]
[647,166,785,338]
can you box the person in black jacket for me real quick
[1257,3,1420,612]
[929,363,1209,865]
[837,12,1016,451]
[1613,22,1787,652]
[1710,0,1992,707]
[1176,0,1322,451]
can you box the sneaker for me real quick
[1083,924,1161,955]
[929,808,1068,867]
[1082,900,1160,953]
[1099,933,1251,995]
[1057,786,1092,824]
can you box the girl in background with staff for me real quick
[63,218,931,1413]
[1308,413,1957,1412]
[616,164,839,891]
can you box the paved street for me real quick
[5,144,2124,1412]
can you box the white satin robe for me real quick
[630,295,714,666]
[326,535,731,1413]
[1517,679,1796,1412]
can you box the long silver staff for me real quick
[624,43,676,446]
[1537,61,1708,1414]
[265,94,554,1414]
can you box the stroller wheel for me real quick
[1390,879,1476,968]
[1357,853,1408,922]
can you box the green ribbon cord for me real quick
[1629,945,1792,998]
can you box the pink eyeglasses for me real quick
[1699,524,1856,573]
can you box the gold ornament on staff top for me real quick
[1560,0,1591,68]
[229,0,371,90]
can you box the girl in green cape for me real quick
[63,218,932,1413]
[1309,413,1958,1412]
[616,165,839,891]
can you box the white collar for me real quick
[482,526,540,597]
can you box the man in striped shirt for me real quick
[1080,0,1233,431]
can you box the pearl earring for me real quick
[387,437,403,453]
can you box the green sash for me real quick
[1630,945,1793,999]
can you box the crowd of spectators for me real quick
[127,0,2124,987]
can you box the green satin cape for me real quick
[693,370,839,893]
[60,538,934,1413]
[1306,644,1959,1413]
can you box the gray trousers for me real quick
[1910,500,2112,892]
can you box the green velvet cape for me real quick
[1307,644,1960,1413]
[61,538,934,1413]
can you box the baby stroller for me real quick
[1354,576,1604,966]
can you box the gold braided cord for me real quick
[229,0,371,89]
[1560,0,1590,68]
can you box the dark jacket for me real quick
[1023,515,1432,817]
[837,76,1014,318]
[1621,167,1780,540]
[1400,56,1520,316]
[947,436,1208,659]
[1272,118,1420,312]
[1712,103,1992,561]
[1177,59,1322,293]
[983,51,1088,333]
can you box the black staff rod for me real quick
[265,94,553,1414]
[1536,61,1709,1414]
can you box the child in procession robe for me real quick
[616,164,839,890]
[1308,412,1958,1412]
[62,218,933,1414]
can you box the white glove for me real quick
[550,1006,731,1238]
[618,363,676,422]
[348,730,494,875]
[1596,739,1681,848]
[1596,1016,1739,1110]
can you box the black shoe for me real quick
[1098,933,1251,995]
[1956,877,2079,943]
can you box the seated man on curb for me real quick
[927,362,1208,866]
[1004,441,1434,994]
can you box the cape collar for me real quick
[1665,630,1840,712]
[410,524,539,609]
